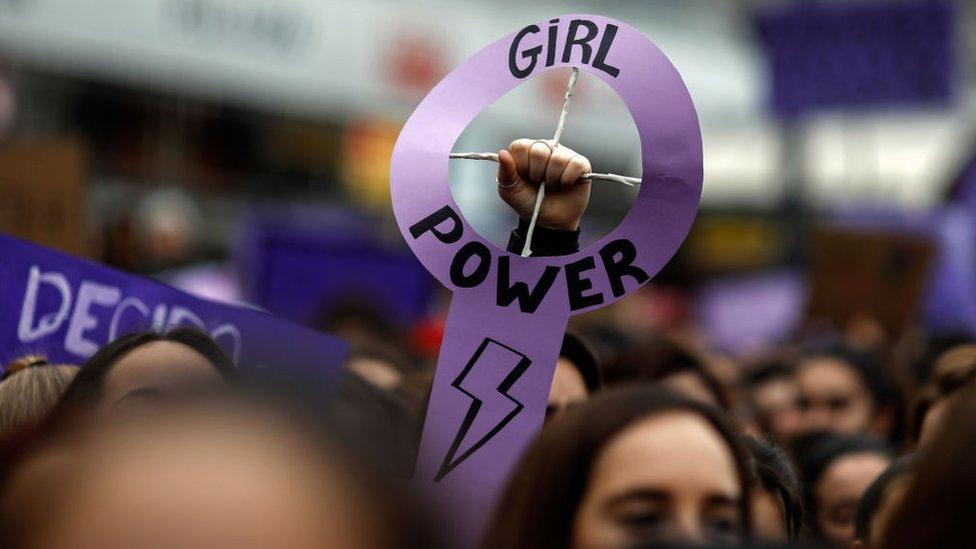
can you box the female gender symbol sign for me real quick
[390,14,702,543]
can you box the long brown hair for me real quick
[481,385,753,549]
[879,384,976,548]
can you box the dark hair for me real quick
[911,344,976,441]
[747,437,805,541]
[54,328,236,413]
[879,385,976,548]
[604,337,730,409]
[743,357,794,387]
[482,385,752,549]
[560,331,601,393]
[853,453,916,543]
[330,370,421,477]
[0,384,441,549]
[800,345,906,444]
[793,432,894,539]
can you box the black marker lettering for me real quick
[593,23,621,78]
[561,19,598,64]
[450,241,491,288]
[409,205,464,244]
[496,256,560,314]
[599,239,648,297]
[546,19,559,67]
[565,256,604,310]
[509,24,543,78]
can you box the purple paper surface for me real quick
[390,14,702,544]
[0,234,347,392]
[696,270,806,357]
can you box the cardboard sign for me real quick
[390,14,702,542]
[0,234,347,393]
[806,228,935,338]
[0,140,88,256]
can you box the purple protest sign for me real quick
[390,14,702,542]
[0,234,347,392]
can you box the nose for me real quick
[803,405,832,432]
[670,506,705,545]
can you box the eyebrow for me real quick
[705,494,740,509]
[115,387,163,404]
[606,489,741,509]
[605,489,669,508]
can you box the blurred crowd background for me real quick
[2,0,974,366]
[2,1,976,547]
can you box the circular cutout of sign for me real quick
[391,13,702,315]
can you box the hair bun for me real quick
[3,354,49,380]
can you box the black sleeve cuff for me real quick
[506,218,580,257]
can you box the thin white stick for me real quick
[522,68,579,257]
[449,152,640,187]
[551,67,578,145]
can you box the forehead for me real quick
[819,452,891,496]
[552,358,587,389]
[589,411,740,497]
[798,358,862,387]
[103,341,219,391]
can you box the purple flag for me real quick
[0,234,347,392]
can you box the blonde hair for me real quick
[0,355,78,434]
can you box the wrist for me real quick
[507,218,581,257]
[538,219,580,231]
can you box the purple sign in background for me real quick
[756,0,955,117]
[391,14,702,544]
[237,208,433,329]
[828,206,976,337]
[696,270,806,357]
[0,234,347,392]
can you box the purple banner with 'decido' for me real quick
[391,14,703,545]
[0,234,347,392]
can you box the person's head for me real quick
[851,454,916,549]
[54,328,235,417]
[314,297,399,345]
[0,389,436,549]
[604,338,730,409]
[0,356,77,435]
[912,343,976,446]
[547,332,601,423]
[484,385,752,548]
[345,343,417,392]
[796,346,902,441]
[746,438,804,543]
[743,359,802,441]
[878,385,976,548]
[795,433,894,547]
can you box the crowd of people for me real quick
[0,142,975,548]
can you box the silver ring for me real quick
[531,139,554,153]
[497,173,518,189]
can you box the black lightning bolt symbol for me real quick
[434,337,531,482]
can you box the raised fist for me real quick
[496,139,592,232]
